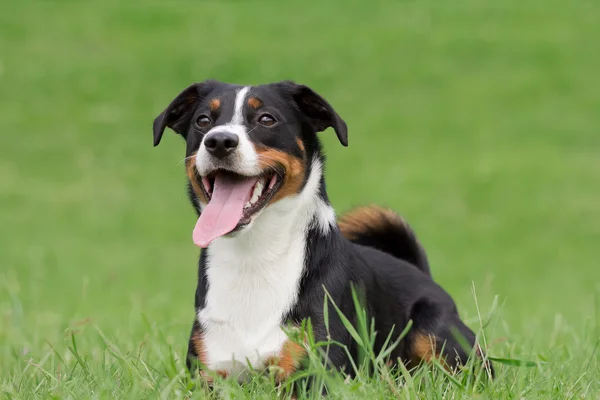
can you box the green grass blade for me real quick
[487,356,544,367]
[323,287,364,348]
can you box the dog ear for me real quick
[280,81,348,147]
[153,80,216,147]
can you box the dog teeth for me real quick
[255,180,265,197]
[249,180,264,206]
[244,201,251,209]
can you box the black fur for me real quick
[287,214,479,374]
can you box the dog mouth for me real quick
[192,169,283,248]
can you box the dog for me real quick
[152,80,492,384]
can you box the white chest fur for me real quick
[198,211,308,377]
[196,158,335,378]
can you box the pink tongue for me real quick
[193,174,258,248]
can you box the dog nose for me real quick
[203,132,239,159]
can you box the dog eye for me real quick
[258,114,276,127]
[196,115,212,128]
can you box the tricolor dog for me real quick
[152,80,492,383]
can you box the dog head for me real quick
[153,80,347,248]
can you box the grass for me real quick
[1,0,599,398]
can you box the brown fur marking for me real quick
[191,328,208,365]
[209,98,221,112]
[199,369,229,385]
[255,146,305,204]
[266,340,306,382]
[191,329,230,383]
[247,97,262,109]
[410,333,454,372]
[411,333,436,364]
[185,153,208,204]
[338,205,405,241]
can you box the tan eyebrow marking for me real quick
[209,98,221,111]
[296,138,305,153]
[247,97,262,109]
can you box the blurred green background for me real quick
[1,0,598,376]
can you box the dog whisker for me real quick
[257,154,285,178]
[246,126,259,135]
[176,155,196,167]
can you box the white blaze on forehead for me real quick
[230,86,250,125]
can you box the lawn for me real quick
[1,0,598,398]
